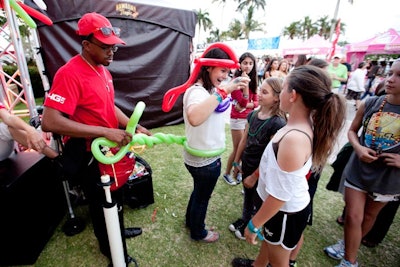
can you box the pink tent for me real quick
[346,28,400,70]
[282,35,336,56]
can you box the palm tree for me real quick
[225,19,243,40]
[315,16,331,39]
[242,5,265,39]
[236,0,266,12]
[195,9,213,44]
[329,0,354,41]
[299,16,317,40]
[283,22,300,40]
[208,28,221,43]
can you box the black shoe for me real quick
[107,255,139,267]
[229,218,245,232]
[231,258,254,267]
[124,227,142,238]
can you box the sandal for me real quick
[202,230,219,243]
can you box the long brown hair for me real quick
[286,65,346,171]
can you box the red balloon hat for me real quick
[162,42,239,112]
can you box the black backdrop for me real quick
[27,0,196,128]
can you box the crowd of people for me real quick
[1,13,399,266]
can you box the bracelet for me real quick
[216,87,228,100]
[233,162,239,167]
[247,219,264,241]
[213,92,223,103]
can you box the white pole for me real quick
[101,174,125,267]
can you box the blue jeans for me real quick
[185,158,221,240]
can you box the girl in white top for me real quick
[183,47,250,243]
[346,62,368,110]
[233,65,346,267]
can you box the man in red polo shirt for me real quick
[41,12,150,266]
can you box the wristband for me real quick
[213,92,223,103]
[233,162,239,167]
[216,87,228,100]
[247,219,264,241]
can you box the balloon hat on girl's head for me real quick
[162,42,240,112]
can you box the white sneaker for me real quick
[324,239,345,260]
[223,174,236,186]
[236,173,242,184]
[335,259,358,267]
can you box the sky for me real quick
[164,0,400,44]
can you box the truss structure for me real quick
[0,0,41,122]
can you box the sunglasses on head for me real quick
[96,27,121,37]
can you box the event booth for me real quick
[282,35,339,57]
[346,28,400,70]
[33,0,197,128]
[0,1,196,265]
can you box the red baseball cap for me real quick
[76,12,126,45]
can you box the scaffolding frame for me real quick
[0,0,41,123]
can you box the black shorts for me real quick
[262,203,311,249]
[346,89,362,100]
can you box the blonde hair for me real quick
[264,77,287,120]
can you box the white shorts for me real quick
[0,122,14,161]
[230,118,247,130]
[344,180,400,202]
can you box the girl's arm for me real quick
[187,77,250,126]
[348,102,379,162]
[245,195,284,245]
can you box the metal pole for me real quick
[3,0,38,119]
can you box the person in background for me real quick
[293,54,308,69]
[228,77,286,241]
[308,58,329,70]
[223,52,258,185]
[345,62,368,110]
[41,12,150,266]
[278,59,289,79]
[256,57,265,85]
[183,47,250,242]
[0,102,58,160]
[328,55,348,94]
[324,59,400,267]
[232,65,346,267]
[340,56,352,95]
[361,60,381,100]
[263,58,281,79]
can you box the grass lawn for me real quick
[12,123,400,267]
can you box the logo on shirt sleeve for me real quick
[47,93,66,104]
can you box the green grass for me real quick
[14,123,400,267]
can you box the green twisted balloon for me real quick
[91,101,225,165]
